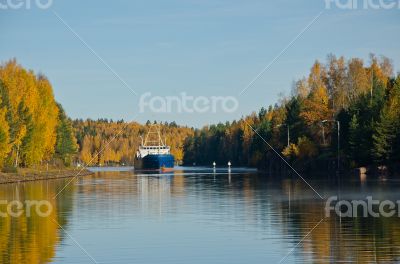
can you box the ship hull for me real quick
[134,154,175,170]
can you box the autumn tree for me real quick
[299,61,332,145]
[0,60,63,168]
[0,84,10,168]
[326,54,346,111]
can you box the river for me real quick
[0,167,399,263]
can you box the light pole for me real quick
[277,124,290,147]
[321,120,340,171]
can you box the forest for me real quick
[0,59,193,170]
[183,54,400,171]
[1,55,399,172]
[73,119,193,166]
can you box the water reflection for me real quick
[0,168,400,263]
[0,179,75,264]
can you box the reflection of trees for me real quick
[277,178,400,263]
[176,172,400,264]
[313,216,400,263]
[4,170,398,264]
[0,179,75,264]
[72,171,400,263]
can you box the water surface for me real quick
[0,167,399,263]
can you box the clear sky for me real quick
[1,0,399,127]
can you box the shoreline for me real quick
[0,169,94,185]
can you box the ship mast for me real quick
[143,124,165,147]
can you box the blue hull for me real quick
[141,154,175,169]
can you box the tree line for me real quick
[183,54,400,171]
[0,60,194,169]
[0,60,77,170]
[2,55,399,171]
[73,119,193,166]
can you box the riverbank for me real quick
[0,168,94,184]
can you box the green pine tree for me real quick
[55,104,77,166]
[373,75,400,164]
[372,110,396,163]
[348,114,360,166]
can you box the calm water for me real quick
[1,167,400,263]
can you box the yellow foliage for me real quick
[0,106,10,167]
[282,137,317,160]
[75,121,194,165]
[299,61,333,126]
[282,143,299,158]
[0,60,59,166]
[297,136,318,159]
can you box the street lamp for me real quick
[277,124,290,147]
[321,120,340,171]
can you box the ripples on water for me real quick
[0,167,400,263]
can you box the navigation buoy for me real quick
[213,161,216,169]
[228,161,232,183]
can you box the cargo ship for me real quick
[134,124,175,170]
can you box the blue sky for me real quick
[1,0,399,127]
